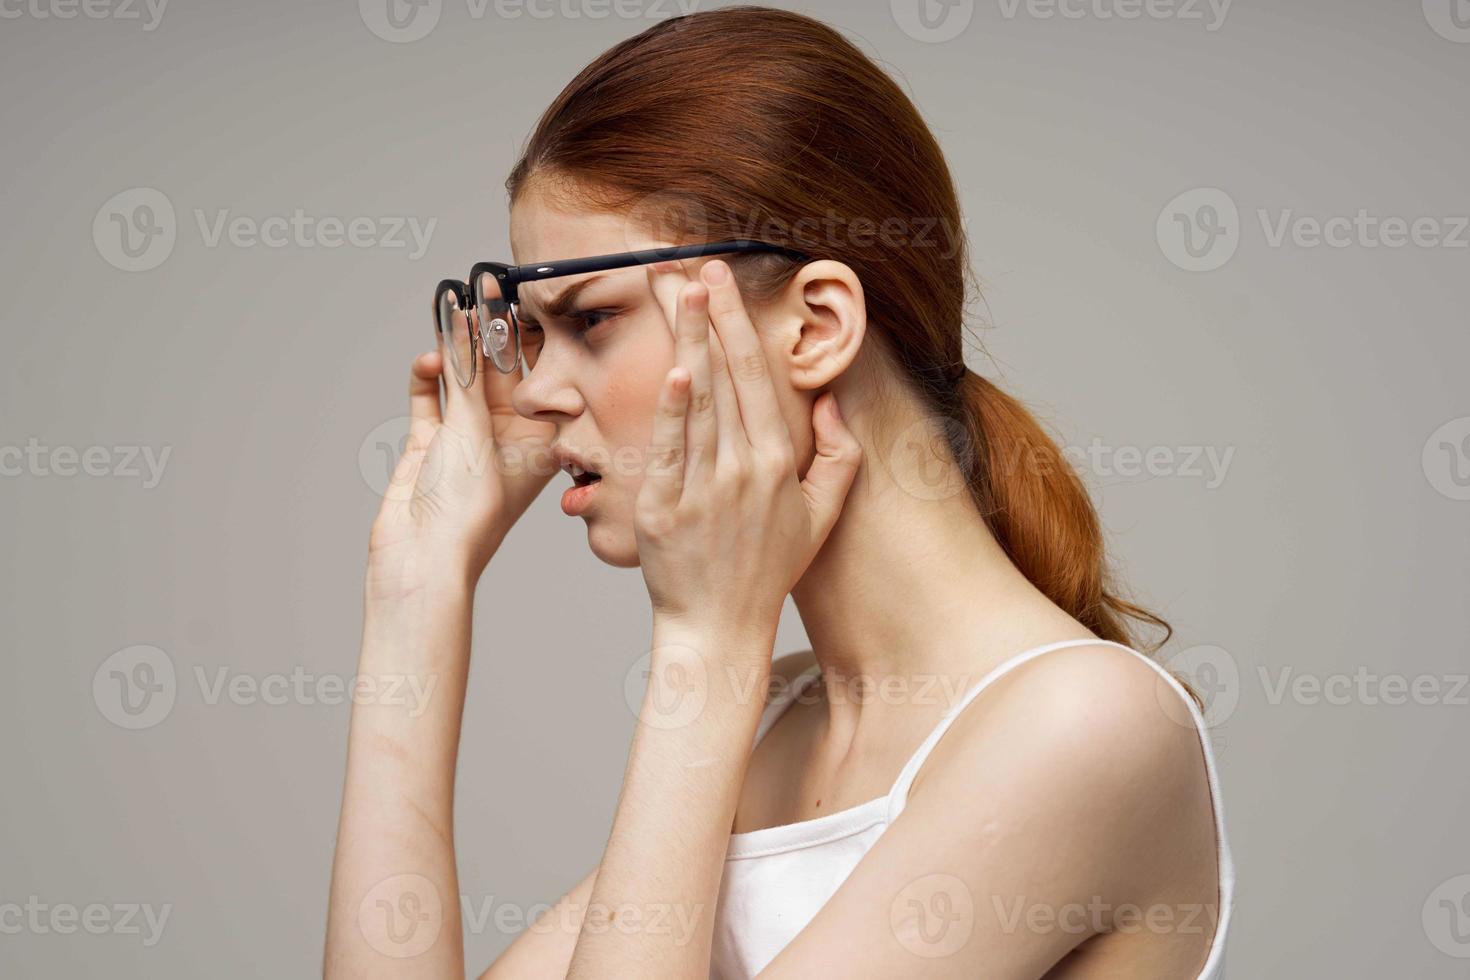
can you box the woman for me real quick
[325,7,1233,978]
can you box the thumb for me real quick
[799,391,863,549]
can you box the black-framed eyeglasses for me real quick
[432,239,809,387]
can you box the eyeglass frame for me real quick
[432,238,811,387]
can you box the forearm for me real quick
[325,577,476,978]
[566,619,775,980]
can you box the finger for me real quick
[672,280,717,479]
[800,391,864,552]
[643,366,692,513]
[439,298,488,427]
[408,350,443,450]
[700,259,786,451]
[699,277,744,463]
[481,332,525,419]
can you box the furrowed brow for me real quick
[520,274,606,322]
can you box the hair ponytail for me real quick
[954,372,1171,653]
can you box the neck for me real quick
[789,406,1090,730]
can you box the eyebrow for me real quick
[519,274,607,322]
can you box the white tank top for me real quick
[709,639,1235,979]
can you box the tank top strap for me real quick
[751,662,823,750]
[885,638,1149,822]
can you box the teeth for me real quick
[569,462,586,477]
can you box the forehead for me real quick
[511,180,678,263]
[508,181,672,309]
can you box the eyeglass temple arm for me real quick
[500,239,807,290]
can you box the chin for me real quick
[585,519,641,568]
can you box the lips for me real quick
[552,445,602,486]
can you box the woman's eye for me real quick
[572,309,615,332]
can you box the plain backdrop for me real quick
[2,0,1467,976]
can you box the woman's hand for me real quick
[367,345,555,595]
[633,259,863,644]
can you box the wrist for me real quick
[364,545,484,606]
[649,617,777,708]
[651,613,779,651]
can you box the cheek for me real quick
[597,353,673,471]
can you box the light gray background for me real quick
[2,0,1467,976]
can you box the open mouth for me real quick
[569,464,602,487]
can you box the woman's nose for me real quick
[510,356,582,423]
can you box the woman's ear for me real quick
[769,260,866,391]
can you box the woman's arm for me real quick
[323,581,475,976]
[564,620,775,978]
[324,349,556,976]
[477,866,599,979]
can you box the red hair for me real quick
[507,6,1170,653]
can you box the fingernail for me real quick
[703,260,729,284]
[829,393,842,421]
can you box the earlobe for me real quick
[782,260,865,391]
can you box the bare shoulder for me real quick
[911,642,1215,856]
